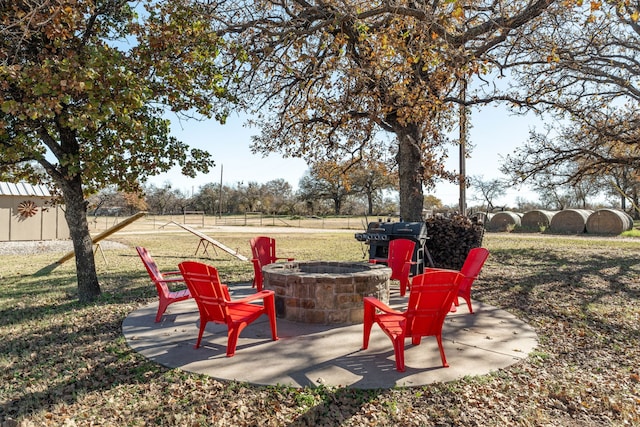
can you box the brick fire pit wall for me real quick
[262,261,391,324]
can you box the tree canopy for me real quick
[500,1,640,212]
[204,0,558,221]
[0,0,234,301]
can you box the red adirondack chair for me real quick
[250,236,294,291]
[362,270,461,372]
[425,247,489,314]
[369,238,416,296]
[136,246,191,323]
[178,261,278,356]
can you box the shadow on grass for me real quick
[33,262,61,276]
[280,386,386,426]
[478,246,640,352]
[0,285,165,421]
[482,247,639,304]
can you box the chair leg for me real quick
[463,295,473,314]
[435,334,449,367]
[392,337,406,372]
[252,275,263,292]
[362,302,375,349]
[252,260,263,292]
[400,263,412,296]
[226,325,241,357]
[362,322,373,350]
[400,279,408,297]
[264,294,279,341]
[155,298,170,322]
[195,321,207,349]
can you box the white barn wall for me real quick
[0,182,70,241]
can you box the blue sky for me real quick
[148,105,544,207]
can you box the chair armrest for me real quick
[232,290,275,304]
[363,296,404,315]
[163,270,182,277]
[156,278,185,284]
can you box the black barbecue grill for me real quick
[355,221,433,275]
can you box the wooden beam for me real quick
[166,221,249,261]
[55,212,147,265]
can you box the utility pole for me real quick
[459,79,468,216]
[218,164,223,219]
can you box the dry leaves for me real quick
[1,234,639,426]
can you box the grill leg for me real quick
[424,245,435,267]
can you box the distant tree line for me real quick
[88,160,400,217]
[90,164,639,220]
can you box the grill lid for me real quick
[391,222,427,238]
[355,221,427,242]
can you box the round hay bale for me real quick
[626,212,636,228]
[488,211,522,232]
[521,210,558,232]
[549,209,593,234]
[470,212,493,226]
[586,209,634,235]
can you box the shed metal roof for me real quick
[0,182,52,197]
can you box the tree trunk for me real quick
[60,176,101,302]
[633,194,640,220]
[395,123,424,222]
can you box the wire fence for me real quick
[88,212,382,232]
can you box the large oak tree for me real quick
[0,0,233,301]
[205,0,558,221]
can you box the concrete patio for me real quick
[123,282,538,389]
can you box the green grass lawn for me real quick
[1,231,639,426]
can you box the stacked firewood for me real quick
[425,215,485,270]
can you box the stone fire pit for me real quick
[262,261,391,324]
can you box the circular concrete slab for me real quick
[123,284,538,389]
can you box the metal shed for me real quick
[0,182,70,241]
